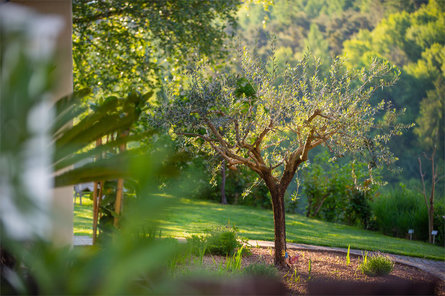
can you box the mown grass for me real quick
[74,196,445,260]
[74,197,93,236]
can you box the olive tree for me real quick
[160,50,410,266]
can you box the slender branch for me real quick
[418,157,430,212]
[304,109,333,127]
[264,139,285,149]
[310,128,340,149]
[234,119,242,147]
[204,119,230,148]
[254,119,274,149]
[271,161,284,170]
[177,132,215,142]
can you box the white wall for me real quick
[10,0,73,246]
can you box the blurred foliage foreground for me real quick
[0,4,289,295]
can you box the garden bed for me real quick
[188,247,444,295]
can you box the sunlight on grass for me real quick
[74,196,444,260]
[73,197,93,237]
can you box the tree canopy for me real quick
[73,0,240,96]
[160,49,410,265]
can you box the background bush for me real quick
[372,185,428,240]
[186,225,247,256]
[178,153,271,209]
[433,199,445,246]
[301,150,378,229]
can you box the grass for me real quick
[74,196,94,236]
[74,196,445,260]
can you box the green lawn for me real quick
[73,197,94,236]
[74,196,445,260]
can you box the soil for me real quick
[199,247,445,295]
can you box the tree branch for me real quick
[177,132,214,142]
[418,157,430,212]
[254,119,274,149]
[204,119,230,149]
[300,129,315,162]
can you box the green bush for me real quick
[243,263,278,277]
[360,253,394,276]
[433,199,445,246]
[186,235,208,256]
[372,185,428,240]
[179,155,272,209]
[302,150,378,228]
[187,225,248,256]
[206,228,240,256]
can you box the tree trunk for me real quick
[419,147,438,244]
[270,186,287,267]
[428,206,434,243]
[221,159,228,204]
[429,150,436,243]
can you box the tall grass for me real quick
[372,186,428,240]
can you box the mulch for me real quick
[186,247,445,295]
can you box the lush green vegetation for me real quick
[236,0,444,184]
[3,0,444,294]
[74,197,445,260]
[70,0,444,249]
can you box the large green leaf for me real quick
[52,91,149,187]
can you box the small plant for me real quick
[360,253,394,276]
[243,262,278,277]
[292,267,300,283]
[362,251,368,265]
[308,259,312,280]
[346,244,351,266]
[225,246,244,272]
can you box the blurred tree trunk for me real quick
[114,131,128,228]
[92,138,102,244]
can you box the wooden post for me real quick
[113,131,127,228]
[92,138,102,244]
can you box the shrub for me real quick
[302,150,379,228]
[372,185,428,240]
[360,253,394,276]
[186,235,207,257]
[181,155,272,209]
[243,263,278,277]
[187,225,248,257]
[433,199,445,246]
[206,227,240,256]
